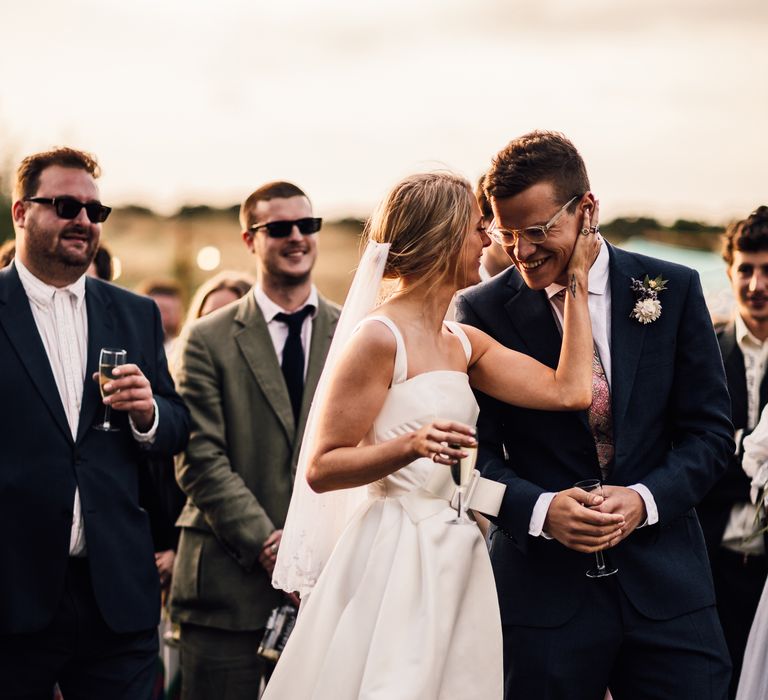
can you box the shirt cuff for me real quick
[130,399,159,444]
[529,492,556,539]
[628,483,657,527]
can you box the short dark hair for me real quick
[135,278,183,299]
[485,131,589,209]
[91,245,113,281]
[239,181,309,230]
[722,206,768,265]
[14,147,100,201]
[475,174,493,220]
[0,240,15,268]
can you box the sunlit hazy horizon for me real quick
[1,0,766,224]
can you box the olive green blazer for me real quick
[170,291,340,631]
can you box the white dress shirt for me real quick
[526,243,659,537]
[254,285,318,374]
[721,314,768,555]
[15,259,158,556]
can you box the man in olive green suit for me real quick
[170,181,340,700]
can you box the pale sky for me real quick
[1,0,766,222]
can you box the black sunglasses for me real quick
[249,217,322,238]
[25,196,112,223]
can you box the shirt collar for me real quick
[735,313,767,351]
[254,284,318,323]
[15,258,87,310]
[545,239,610,300]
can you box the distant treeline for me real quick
[600,217,723,251]
[0,196,726,252]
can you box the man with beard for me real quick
[170,181,340,700]
[698,206,768,698]
[0,147,190,698]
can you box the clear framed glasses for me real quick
[488,195,579,246]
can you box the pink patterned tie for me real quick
[589,348,614,480]
[551,289,614,479]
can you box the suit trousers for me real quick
[502,574,731,700]
[0,557,158,700]
[180,623,269,700]
[711,547,768,699]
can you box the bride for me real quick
[264,172,614,699]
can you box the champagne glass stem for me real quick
[595,550,608,572]
[102,403,112,430]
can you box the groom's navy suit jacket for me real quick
[456,244,733,627]
[0,263,190,635]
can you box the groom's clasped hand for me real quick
[544,485,646,553]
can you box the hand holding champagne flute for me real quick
[95,348,127,432]
[574,479,618,578]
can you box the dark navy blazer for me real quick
[697,319,768,556]
[0,263,190,635]
[456,244,733,627]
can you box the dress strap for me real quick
[359,315,409,385]
[443,321,472,365]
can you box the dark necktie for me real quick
[275,306,314,423]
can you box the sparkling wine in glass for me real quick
[574,478,618,578]
[446,439,478,525]
[94,348,127,432]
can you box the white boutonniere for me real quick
[630,275,668,324]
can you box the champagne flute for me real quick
[94,348,127,432]
[446,436,478,525]
[574,479,618,578]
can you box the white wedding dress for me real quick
[262,317,503,700]
[736,579,768,699]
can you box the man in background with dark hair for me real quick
[699,205,768,697]
[89,243,114,281]
[0,239,15,268]
[0,147,189,698]
[136,278,185,355]
[476,174,512,280]
[457,130,732,699]
[171,181,339,700]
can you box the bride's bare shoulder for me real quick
[331,317,398,387]
[455,323,494,363]
[351,316,398,357]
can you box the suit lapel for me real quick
[298,299,336,431]
[608,245,648,434]
[502,277,562,369]
[234,294,295,442]
[0,265,72,442]
[502,272,591,432]
[76,279,115,442]
[719,321,748,429]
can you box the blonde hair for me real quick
[364,172,474,294]
[185,270,256,325]
[171,270,256,376]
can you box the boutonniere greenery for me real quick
[630,275,668,325]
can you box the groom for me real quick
[457,131,733,699]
